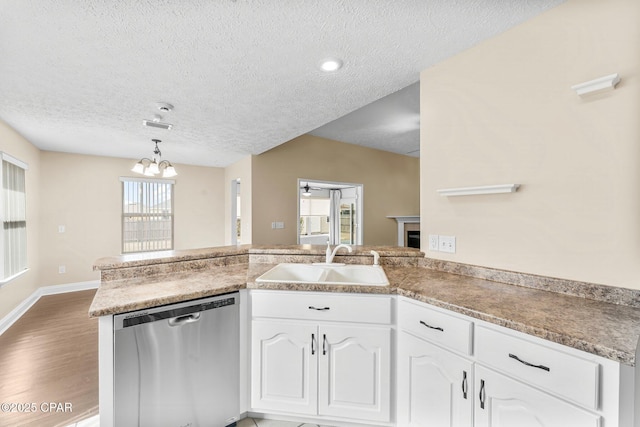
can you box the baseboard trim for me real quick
[0,280,99,336]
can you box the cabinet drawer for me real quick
[475,325,599,410]
[398,299,473,355]
[251,291,391,324]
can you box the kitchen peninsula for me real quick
[90,245,640,427]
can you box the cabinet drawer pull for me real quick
[509,353,550,372]
[419,320,444,332]
[462,370,468,399]
[479,379,486,409]
[308,306,330,311]
[311,333,316,355]
[322,334,327,355]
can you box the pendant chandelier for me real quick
[131,139,177,178]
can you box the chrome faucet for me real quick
[326,243,353,264]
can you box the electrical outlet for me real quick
[58,265,66,274]
[428,234,439,251]
[439,235,456,254]
[58,225,65,233]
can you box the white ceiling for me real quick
[0,0,564,168]
[311,82,421,157]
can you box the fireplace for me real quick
[406,230,420,248]
[387,215,420,247]
[404,222,420,248]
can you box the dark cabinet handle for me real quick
[311,333,316,355]
[419,320,444,332]
[309,306,330,311]
[479,379,486,409]
[322,334,327,355]
[509,353,550,372]
[462,370,468,399]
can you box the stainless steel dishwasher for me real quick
[114,292,239,427]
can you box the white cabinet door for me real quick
[251,321,318,415]
[318,324,391,422]
[474,366,601,427]
[397,331,473,427]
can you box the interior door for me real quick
[336,186,361,245]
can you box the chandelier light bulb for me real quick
[131,139,178,177]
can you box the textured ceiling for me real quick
[311,82,421,157]
[0,0,564,167]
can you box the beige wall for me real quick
[38,152,226,286]
[420,0,640,289]
[0,121,41,320]
[252,134,420,245]
[0,138,227,320]
[172,162,226,250]
[224,155,253,245]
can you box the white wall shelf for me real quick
[436,184,520,197]
[571,73,620,96]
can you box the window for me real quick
[121,177,174,253]
[1,153,28,283]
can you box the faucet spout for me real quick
[326,244,353,264]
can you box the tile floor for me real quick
[238,418,334,427]
[63,414,100,427]
[65,415,334,427]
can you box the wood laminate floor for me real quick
[0,289,99,427]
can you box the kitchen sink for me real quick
[256,263,389,286]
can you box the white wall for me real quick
[420,0,640,289]
[0,120,41,320]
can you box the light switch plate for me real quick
[439,235,456,253]
[428,234,439,251]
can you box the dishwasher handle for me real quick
[168,312,201,327]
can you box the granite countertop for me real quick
[89,263,249,317]
[89,246,640,366]
[384,266,640,366]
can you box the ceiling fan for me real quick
[301,182,322,196]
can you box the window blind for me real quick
[2,156,27,281]
[121,178,174,253]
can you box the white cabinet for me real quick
[474,365,601,427]
[251,321,317,415]
[251,291,392,423]
[475,325,600,410]
[396,297,629,427]
[397,331,473,427]
[397,298,474,427]
[319,324,391,421]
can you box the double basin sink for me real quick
[256,263,389,286]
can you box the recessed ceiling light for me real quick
[320,58,343,72]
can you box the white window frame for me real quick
[0,153,29,286]
[120,177,175,254]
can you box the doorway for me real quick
[298,179,363,245]
[230,179,241,245]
